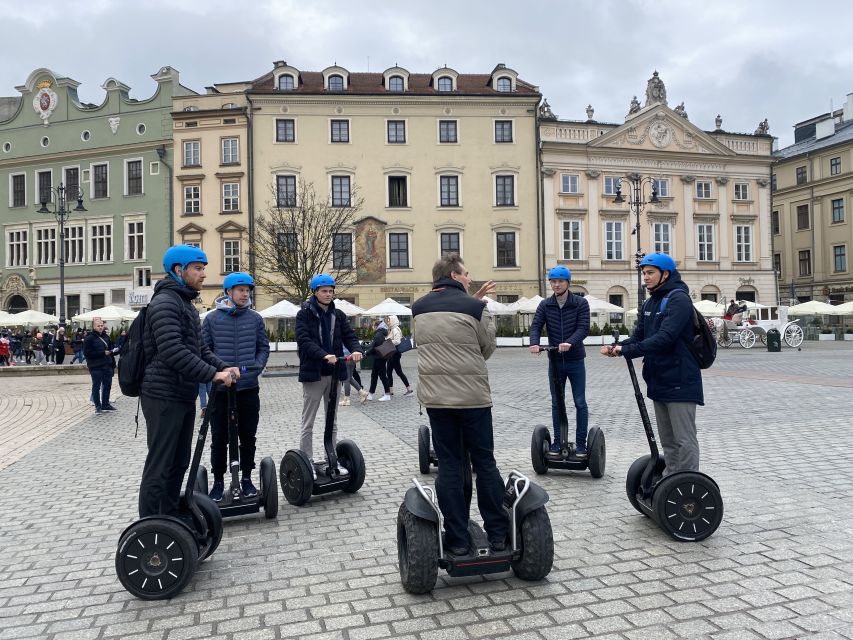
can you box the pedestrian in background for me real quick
[54,327,67,365]
[364,319,391,401]
[32,332,45,365]
[384,314,413,396]
[71,329,85,364]
[22,330,33,365]
[84,319,118,414]
[43,330,53,364]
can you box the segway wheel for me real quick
[337,440,366,494]
[195,466,209,495]
[587,428,606,479]
[396,503,438,594]
[260,456,278,519]
[653,472,723,542]
[115,517,199,600]
[192,491,223,561]
[280,451,314,506]
[418,425,431,474]
[530,425,550,475]
[511,506,554,582]
[625,455,651,515]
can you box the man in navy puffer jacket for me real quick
[202,272,270,501]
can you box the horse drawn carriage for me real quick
[710,304,804,349]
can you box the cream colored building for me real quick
[539,72,775,311]
[773,93,853,304]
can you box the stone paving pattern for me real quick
[1,343,852,639]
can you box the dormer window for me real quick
[328,75,344,92]
[183,106,199,112]
[277,74,295,91]
[437,76,453,92]
[222,103,237,109]
[496,77,512,92]
[389,76,404,92]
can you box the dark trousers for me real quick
[386,352,409,388]
[55,350,66,365]
[369,360,390,394]
[210,386,260,478]
[427,407,509,550]
[548,356,588,448]
[89,366,113,409]
[138,396,196,518]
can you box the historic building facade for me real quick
[772,93,853,304]
[0,67,193,315]
[539,72,775,311]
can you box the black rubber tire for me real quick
[260,457,278,519]
[511,506,554,582]
[587,428,606,479]
[530,425,550,475]
[418,425,431,474]
[337,440,366,494]
[115,517,199,600]
[192,491,223,561]
[396,503,438,594]
[653,472,724,542]
[195,466,208,495]
[626,454,651,515]
[280,451,314,506]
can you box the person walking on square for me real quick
[22,330,33,365]
[32,331,45,365]
[384,314,413,396]
[364,319,391,401]
[70,329,85,364]
[528,266,591,457]
[600,252,702,475]
[84,320,118,413]
[339,345,368,405]
[43,330,54,364]
[54,327,67,366]
[0,333,10,366]
[201,272,270,502]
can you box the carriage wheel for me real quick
[717,334,732,348]
[739,329,756,349]
[784,324,804,348]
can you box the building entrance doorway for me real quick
[6,295,28,313]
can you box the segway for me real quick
[417,425,438,474]
[530,346,605,477]
[195,384,278,519]
[614,332,724,541]
[397,469,554,594]
[115,383,227,600]
[279,358,366,506]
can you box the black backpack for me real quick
[659,290,717,369]
[118,303,153,397]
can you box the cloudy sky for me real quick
[1,0,851,147]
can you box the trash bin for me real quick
[766,328,782,352]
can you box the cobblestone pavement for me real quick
[1,343,852,640]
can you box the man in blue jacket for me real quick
[601,253,702,474]
[529,266,591,457]
[202,272,270,501]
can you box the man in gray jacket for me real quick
[412,254,508,555]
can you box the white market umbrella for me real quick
[333,299,366,317]
[832,301,853,315]
[517,295,544,314]
[737,300,768,311]
[504,296,529,312]
[72,305,137,322]
[481,296,515,316]
[362,298,412,317]
[199,309,214,321]
[0,309,58,326]
[693,300,725,316]
[583,295,624,314]
[259,299,301,319]
[788,300,844,316]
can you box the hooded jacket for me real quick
[528,291,590,361]
[386,315,403,346]
[202,296,270,390]
[619,270,703,405]
[295,296,362,383]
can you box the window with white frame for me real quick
[832,198,845,223]
[562,220,581,260]
[223,239,241,272]
[37,170,52,204]
[389,232,410,268]
[331,175,351,207]
[126,220,145,260]
[496,77,512,92]
[332,233,353,268]
[495,232,517,267]
[278,74,295,90]
[92,163,109,198]
[439,120,457,143]
[799,249,811,276]
[733,182,749,200]
[126,159,143,195]
[275,118,295,143]
[327,74,344,92]
[653,222,671,254]
[221,138,239,164]
[440,232,460,257]
[64,167,80,200]
[135,266,152,288]
[388,176,408,207]
[276,175,297,207]
[834,245,847,273]
[184,185,200,214]
[652,178,670,197]
[183,140,200,167]
[436,76,453,92]
[222,183,240,211]
[276,232,297,266]
[735,225,752,262]
[387,120,406,144]
[10,173,25,207]
[604,221,624,260]
[603,176,620,195]
[696,181,712,199]
[330,119,349,143]
[6,229,28,267]
[90,223,112,262]
[561,174,579,193]
[830,157,841,176]
[35,227,56,265]
[388,75,404,92]
[495,175,515,206]
[494,120,513,143]
[64,225,84,264]
[440,175,459,206]
[697,223,715,261]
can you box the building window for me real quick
[796,166,807,184]
[331,175,351,207]
[389,233,409,268]
[495,77,512,92]
[65,225,84,264]
[90,223,113,262]
[653,222,671,254]
[830,157,841,175]
[697,224,715,261]
[773,253,782,277]
[184,185,200,214]
[327,74,344,92]
[126,159,143,195]
[495,232,517,267]
[562,220,581,260]
[496,175,515,206]
[436,76,453,92]
[223,239,241,272]
[735,225,752,262]
[276,232,297,266]
[832,198,845,223]
[330,119,349,143]
[276,175,297,208]
[388,75,404,92]
[221,138,239,164]
[222,183,240,211]
[561,174,579,193]
[387,120,406,144]
[135,267,152,288]
[43,296,56,315]
[603,176,620,195]
[65,167,80,200]
[440,232,460,257]
[6,229,27,267]
[439,120,457,143]
[183,141,200,167]
[771,173,777,191]
[126,220,145,260]
[798,249,811,276]
[796,204,810,230]
[604,221,623,260]
[38,170,52,204]
[276,119,295,142]
[652,178,670,197]
[90,293,105,310]
[771,210,780,235]
[35,227,57,265]
[93,163,109,199]
[66,294,81,317]
[388,176,408,207]
[332,233,353,268]
[834,245,847,273]
[494,120,513,143]
[733,182,749,200]
[440,176,459,207]
[278,74,295,90]
[11,174,25,207]
[695,181,711,199]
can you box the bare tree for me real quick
[251,178,363,303]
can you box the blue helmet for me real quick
[163,244,208,284]
[309,274,336,291]
[639,252,676,274]
[223,272,255,291]
[547,265,571,281]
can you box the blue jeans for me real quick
[547,356,588,449]
[198,382,212,409]
[90,366,113,410]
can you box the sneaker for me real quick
[94,408,103,415]
[336,464,350,477]
[403,388,414,397]
[367,393,375,401]
[574,446,588,459]
[241,477,258,498]
[549,442,561,453]
[339,397,350,406]
[378,394,391,402]
[359,389,369,404]
[209,479,224,502]
[103,404,118,412]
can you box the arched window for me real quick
[278,75,295,90]
[388,75,404,92]
[436,76,453,92]
[496,77,512,92]
[328,74,344,92]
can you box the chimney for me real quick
[844,92,853,122]
[815,116,835,140]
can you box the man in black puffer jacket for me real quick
[138,245,240,519]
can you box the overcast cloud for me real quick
[1,0,851,147]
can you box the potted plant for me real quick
[618,323,631,341]
[845,328,853,341]
[584,323,603,345]
[819,328,836,341]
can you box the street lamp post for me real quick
[37,183,87,327]
[613,173,659,309]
